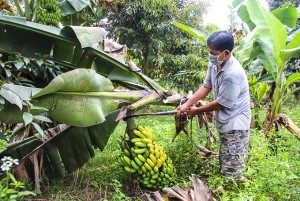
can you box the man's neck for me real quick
[217,53,231,72]
[217,62,225,72]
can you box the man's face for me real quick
[207,46,229,65]
[208,46,222,56]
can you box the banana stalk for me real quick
[128,91,161,110]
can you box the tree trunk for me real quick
[142,57,150,76]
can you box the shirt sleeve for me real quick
[216,78,240,108]
[203,65,212,88]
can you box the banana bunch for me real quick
[35,0,61,27]
[118,125,176,189]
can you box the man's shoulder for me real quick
[225,57,246,82]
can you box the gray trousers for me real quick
[219,130,250,181]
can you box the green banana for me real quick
[146,184,153,188]
[124,166,136,173]
[152,173,159,179]
[131,138,142,143]
[141,130,152,139]
[150,179,156,184]
[142,138,152,144]
[143,149,150,158]
[134,157,143,166]
[137,125,145,132]
[124,149,131,157]
[123,156,132,166]
[144,163,152,171]
[141,166,147,173]
[133,147,147,154]
[131,160,140,170]
[35,0,61,27]
[133,130,146,138]
[134,141,147,148]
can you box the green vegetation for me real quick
[29,100,300,200]
[0,0,299,200]
[0,156,36,200]
[106,0,211,91]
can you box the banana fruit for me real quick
[118,125,176,190]
[35,0,61,27]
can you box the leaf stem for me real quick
[53,90,149,102]
[12,0,24,16]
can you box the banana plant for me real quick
[234,0,300,131]
[0,15,182,189]
[6,0,93,22]
[249,76,270,128]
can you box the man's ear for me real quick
[225,50,231,58]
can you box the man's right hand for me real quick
[176,103,190,116]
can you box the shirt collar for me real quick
[222,54,234,71]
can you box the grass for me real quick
[30,100,300,200]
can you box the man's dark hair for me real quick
[207,30,234,52]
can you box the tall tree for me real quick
[105,0,210,92]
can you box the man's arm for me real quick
[176,85,211,114]
[189,100,222,116]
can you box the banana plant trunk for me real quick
[265,64,286,132]
[125,111,136,139]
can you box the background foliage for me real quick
[0,0,300,200]
[105,0,213,92]
[31,99,300,200]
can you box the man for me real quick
[176,30,251,182]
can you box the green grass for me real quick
[31,102,300,200]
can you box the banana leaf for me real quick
[59,0,91,16]
[0,69,149,126]
[280,32,300,63]
[172,21,207,44]
[1,110,120,178]
[271,3,298,28]
[234,28,259,66]
[0,15,166,93]
[246,0,287,71]
[238,4,256,31]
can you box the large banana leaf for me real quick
[32,69,118,127]
[172,21,207,44]
[2,110,119,178]
[280,32,300,63]
[233,28,259,66]
[271,3,298,28]
[0,15,165,92]
[246,0,287,72]
[0,69,149,126]
[238,4,256,31]
[59,0,91,16]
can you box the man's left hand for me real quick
[188,106,201,117]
